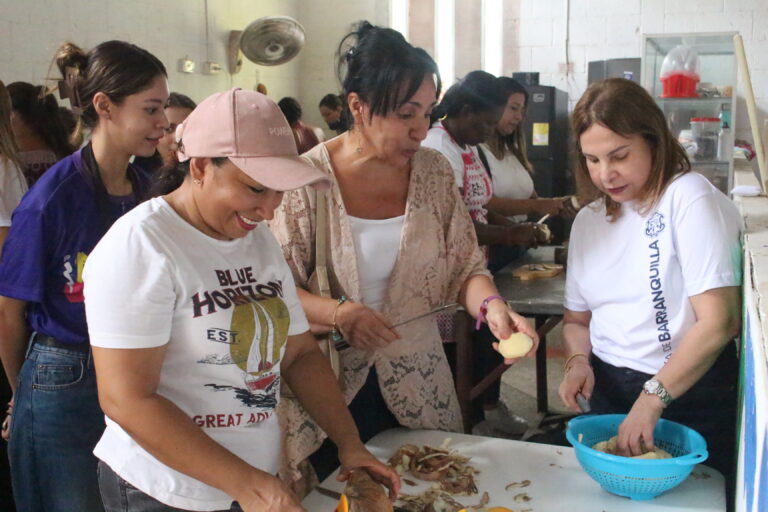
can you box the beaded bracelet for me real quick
[475,295,505,330]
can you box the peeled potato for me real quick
[592,435,673,459]
[498,332,534,358]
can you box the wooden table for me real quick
[302,428,726,511]
[455,247,566,432]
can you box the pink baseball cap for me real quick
[176,88,330,191]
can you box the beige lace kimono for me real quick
[269,142,490,486]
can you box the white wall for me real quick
[293,0,389,137]
[504,0,768,141]
[1,0,766,143]
[0,0,300,107]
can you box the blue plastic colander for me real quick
[565,414,708,500]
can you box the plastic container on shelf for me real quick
[690,117,720,160]
[717,122,731,161]
[659,45,700,98]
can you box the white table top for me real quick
[302,428,725,511]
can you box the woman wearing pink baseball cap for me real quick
[82,88,399,512]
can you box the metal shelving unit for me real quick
[642,32,738,194]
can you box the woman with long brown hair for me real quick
[0,40,169,511]
[559,78,741,488]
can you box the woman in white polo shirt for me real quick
[559,79,741,485]
[83,89,398,512]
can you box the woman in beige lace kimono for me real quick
[270,21,538,491]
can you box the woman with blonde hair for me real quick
[0,80,27,249]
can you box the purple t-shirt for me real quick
[0,147,148,344]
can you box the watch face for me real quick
[644,380,660,394]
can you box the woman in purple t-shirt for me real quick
[0,41,170,512]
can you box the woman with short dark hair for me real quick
[270,21,537,490]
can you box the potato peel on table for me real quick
[388,443,478,495]
[504,480,530,491]
[389,442,486,512]
[397,489,492,512]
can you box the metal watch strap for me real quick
[644,378,673,406]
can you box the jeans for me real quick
[98,461,243,512]
[8,333,105,512]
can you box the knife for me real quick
[335,303,459,351]
[316,486,344,500]
[391,302,459,328]
[576,392,591,413]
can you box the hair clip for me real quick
[57,66,83,115]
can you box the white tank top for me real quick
[348,214,405,311]
[479,144,534,223]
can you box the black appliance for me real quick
[587,57,642,85]
[523,85,571,197]
[522,85,572,242]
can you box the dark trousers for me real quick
[590,345,738,495]
[98,461,242,512]
[309,367,401,482]
[443,324,503,424]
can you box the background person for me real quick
[479,77,576,273]
[270,22,538,490]
[0,80,27,463]
[423,71,542,426]
[559,78,741,488]
[85,88,397,512]
[134,91,196,176]
[7,81,76,185]
[0,40,168,512]
[278,97,323,154]
[318,93,347,134]
[423,71,543,258]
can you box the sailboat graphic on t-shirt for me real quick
[229,297,289,393]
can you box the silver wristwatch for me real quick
[643,378,673,406]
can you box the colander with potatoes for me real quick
[566,414,709,500]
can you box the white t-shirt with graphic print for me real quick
[84,197,310,511]
[423,121,493,224]
[565,172,741,375]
